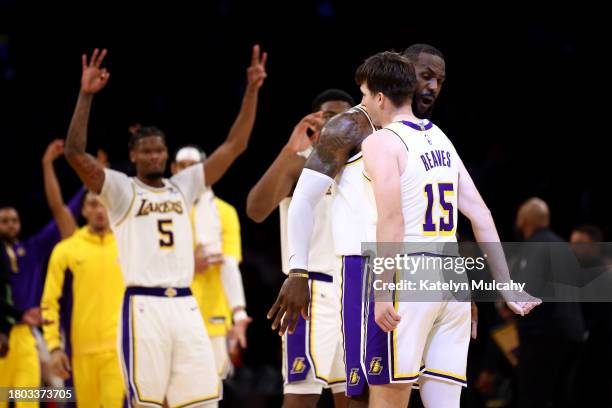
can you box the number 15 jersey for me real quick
[99,164,205,287]
[385,120,459,243]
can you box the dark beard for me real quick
[143,171,165,180]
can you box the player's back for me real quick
[100,164,204,288]
[385,120,459,243]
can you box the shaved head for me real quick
[516,197,550,239]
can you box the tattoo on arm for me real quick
[64,92,105,193]
[305,108,373,178]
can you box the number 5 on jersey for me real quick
[423,182,455,236]
[158,219,175,248]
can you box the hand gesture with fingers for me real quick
[247,44,267,90]
[81,48,110,94]
[286,111,326,153]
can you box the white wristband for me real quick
[233,309,248,323]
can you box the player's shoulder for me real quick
[363,127,403,151]
[322,105,374,141]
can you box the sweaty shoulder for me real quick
[305,107,375,177]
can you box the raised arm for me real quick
[42,140,77,239]
[267,109,373,336]
[204,45,267,187]
[64,49,110,194]
[246,112,325,222]
[458,159,541,314]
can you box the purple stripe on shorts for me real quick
[364,299,391,385]
[121,293,136,404]
[342,255,367,397]
[285,314,311,382]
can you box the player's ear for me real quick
[170,162,178,175]
[129,149,136,164]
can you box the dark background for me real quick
[0,1,608,406]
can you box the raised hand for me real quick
[286,111,326,153]
[505,291,542,316]
[246,44,267,90]
[42,139,65,165]
[81,48,110,94]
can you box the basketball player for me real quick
[248,89,354,408]
[172,146,250,379]
[267,45,453,404]
[64,46,266,407]
[42,192,125,407]
[357,51,540,407]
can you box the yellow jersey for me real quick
[191,198,242,337]
[42,227,125,355]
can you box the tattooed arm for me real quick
[64,49,109,194]
[267,108,374,336]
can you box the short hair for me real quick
[355,51,416,107]
[403,43,445,63]
[128,126,166,150]
[311,89,355,112]
[573,224,604,242]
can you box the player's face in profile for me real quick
[82,194,109,231]
[320,100,352,122]
[413,53,446,118]
[131,136,169,179]
[0,208,21,241]
[570,231,599,261]
[359,83,382,126]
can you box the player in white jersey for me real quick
[64,47,267,407]
[247,89,354,408]
[358,51,540,407]
[267,96,377,407]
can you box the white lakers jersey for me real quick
[279,192,335,275]
[330,105,378,255]
[385,120,459,243]
[100,164,205,287]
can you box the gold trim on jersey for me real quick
[133,177,169,194]
[115,183,137,228]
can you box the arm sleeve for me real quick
[41,244,68,352]
[99,169,135,225]
[170,163,205,211]
[287,169,334,271]
[220,256,246,311]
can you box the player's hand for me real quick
[0,333,9,357]
[471,301,478,339]
[504,291,542,316]
[285,112,326,153]
[194,244,210,273]
[21,307,53,326]
[42,139,65,164]
[374,301,401,332]
[50,349,71,380]
[81,48,110,94]
[246,44,267,90]
[228,314,253,355]
[267,273,310,336]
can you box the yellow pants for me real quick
[0,325,40,408]
[72,350,125,408]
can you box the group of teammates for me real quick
[262,46,540,408]
[1,43,542,408]
[1,44,266,407]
